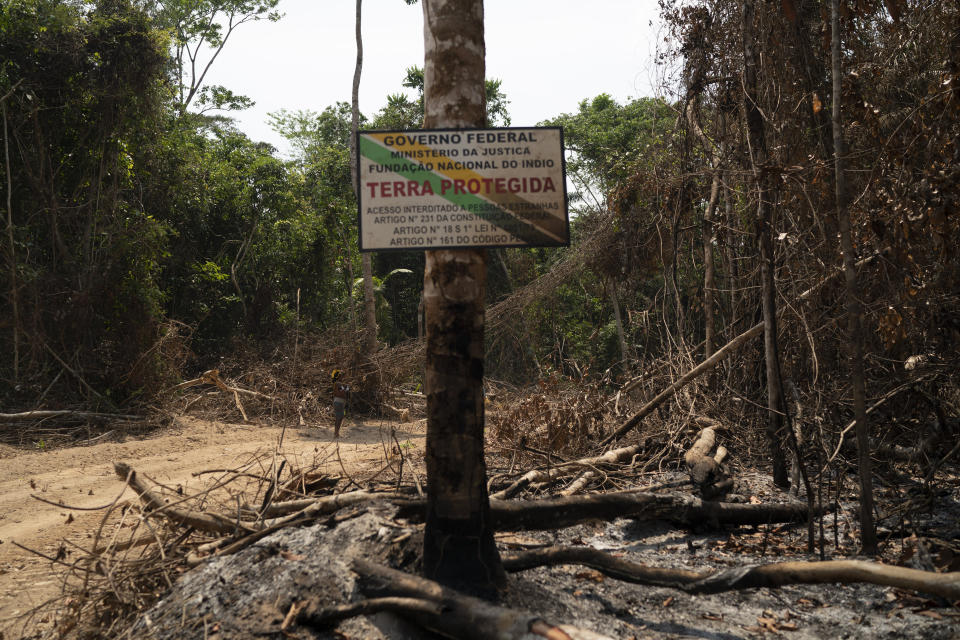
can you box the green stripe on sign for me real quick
[359,136,555,246]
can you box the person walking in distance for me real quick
[331,369,349,438]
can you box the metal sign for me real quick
[357,127,568,251]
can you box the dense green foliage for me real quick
[1,0,169,401]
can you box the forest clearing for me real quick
[2,0,960,637]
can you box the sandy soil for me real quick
[0,414,426,636]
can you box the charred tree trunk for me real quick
[831,0,877,554]
[420,0,504,596]
[742,0,790,488]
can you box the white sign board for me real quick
[357,127,568,251]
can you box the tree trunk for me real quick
[361,253,377,354]
[420,0,504,596]
[2,98,18,383]
[396,491,820,532]
[702,172,719,360]
[608,279,629,365]
[831,0,876,554]
[348,0,378,356]
[742,0,790,488]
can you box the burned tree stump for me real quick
[683,425,732,499]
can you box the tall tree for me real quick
[1,83,19,383]
[742,0,789,488]
[152,0,281,112]
[831,0,876,554]
[348,0,378,355]
[420,0,505,596]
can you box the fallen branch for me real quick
[170,368,275,418]
[600,322,764,446]
[398,490,818,531]
[502,545,960,600]
[295,597,442,630]
[0,410,142,423]
[820,376,936,472]
[560,471,596,496]
[352,559,614,640]
[114,462,254,535]
[797,251,881,301]
[490,437,653,500]
[259,489,401,521]
[490,491,814,531]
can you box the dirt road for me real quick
[0,415,425,636]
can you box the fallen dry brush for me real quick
[25,400,957,639]
[18,329,958,638]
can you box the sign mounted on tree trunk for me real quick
[357,127,568,251]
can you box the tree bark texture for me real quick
[831,0,877,554]
[348,0,378,356]
[609,280,629,364]
[2,98,18,382]
[421,0,504,596]
[702,172,719,361]
[742,0,790,488]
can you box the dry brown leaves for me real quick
[488,376,610,462]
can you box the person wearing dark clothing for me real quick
[331,369,349,438]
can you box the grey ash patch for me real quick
[127,487,958,639]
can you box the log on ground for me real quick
[396,490,818,531]
[502,545,960,600]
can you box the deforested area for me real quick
[1,0,958,638]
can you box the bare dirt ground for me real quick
[0,414,426,638]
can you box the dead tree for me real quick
[683,426,731,499]
[741,0,790,488]
[831,0,877,554]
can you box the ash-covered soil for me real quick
[125,479,960,640]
